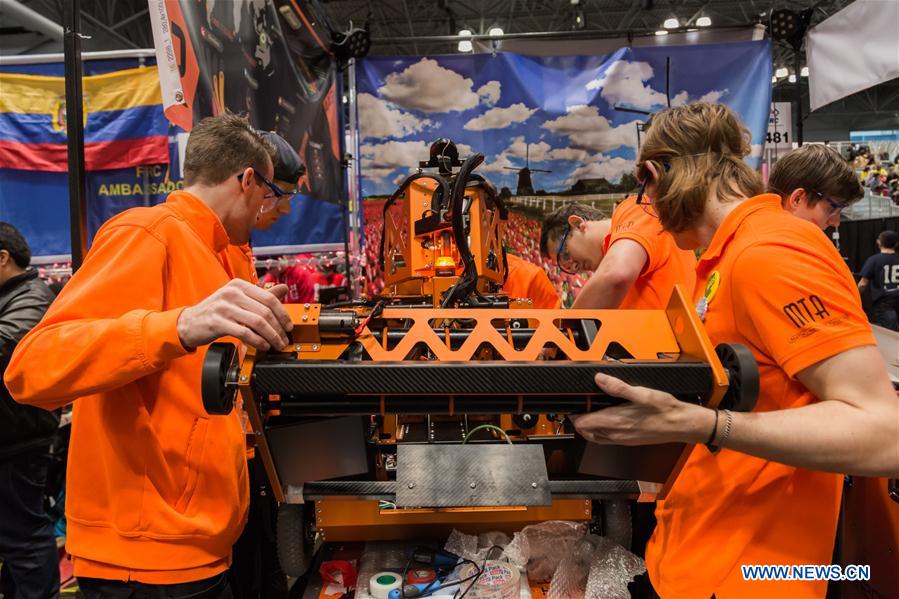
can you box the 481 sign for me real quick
[767,102,793,150]
[767,130,790,145]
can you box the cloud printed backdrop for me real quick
[356,40,772,197]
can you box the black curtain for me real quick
[834,217,899,316]
[836,217,899,276]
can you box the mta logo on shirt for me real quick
[782,295,830,328]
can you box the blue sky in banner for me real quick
[357,40,772,196]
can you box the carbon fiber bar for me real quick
[254,360,712,397]
[299,479,641,501]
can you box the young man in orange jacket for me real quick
[5,113,294,596]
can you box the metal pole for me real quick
[794,50,803,147]
[64,0,88,270]
[346,58,362,298]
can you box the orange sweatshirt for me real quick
[4,191,249,584]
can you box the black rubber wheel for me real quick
[716,343,759,413]
[201,342,238,416]
[277,503,314,578]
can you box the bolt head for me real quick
[408,483,415,489]
[302,314,308,321]
[304,303,311,309]
[240,374,247,381]
[469,482,477,488]
[312,344,319,350]
[531,482,538,488]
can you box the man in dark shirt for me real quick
[0,222,58,598]
[858,230,899,330]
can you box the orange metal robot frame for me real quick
[201,142,758,569]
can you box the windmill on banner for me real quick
[504,143,551,196]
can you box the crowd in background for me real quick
[847,144,899,204]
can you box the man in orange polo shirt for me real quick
[540,200,695,309]
[5,113,294,596]
[503,253,560,309]
[223,130,307,285]
[768,144,864,230]
[572,103,899,598]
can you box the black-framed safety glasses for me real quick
[237,170,290,213]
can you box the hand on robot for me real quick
[177,279,293,351]
[571,373,714,446]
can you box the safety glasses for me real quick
[811,190,849,218]
[555,224,579,275]
[237,170,290,213]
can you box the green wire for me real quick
[462,424,513,445]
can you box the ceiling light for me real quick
[801,66,809,77]
[788,74,797,83]
[655,30,669,36]
[488,27,504,37]
[775,67,788,78]
[663,17,679,29]
[696,16,712,27]
[457,29,472,52]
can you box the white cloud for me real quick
[586,59,727,110]
[505,136,551,162]
[542,105,640,152]
[357,93,432,140]
[697,89,727,104]
[361,140,430,180]
[378,58,500,113]
[587,61,669,110]
[670,91,690,107]
[480,153,517,173]
[477,81,501,105]
[464,103,537,131]
[565,154,635,184]
[547,147,591,162]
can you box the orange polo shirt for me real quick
[223,243,258,284]
[5,191,249,584]
[503,254,560,309]
[646,194,876,598]
[603,196,696,309]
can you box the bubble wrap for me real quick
[546,534,603,599]
[504,520,587,582]
[584,537,645,599]
[444,529,514,564]
[544,534,645,599]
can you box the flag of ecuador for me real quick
[0,66,169,172]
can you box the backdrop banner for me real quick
[356,40,772,299]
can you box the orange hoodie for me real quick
[4,191,249,584]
